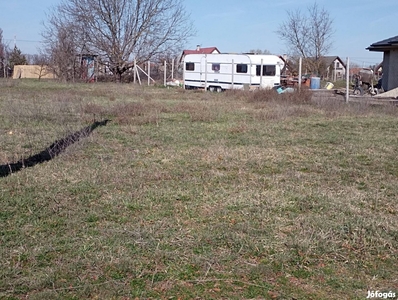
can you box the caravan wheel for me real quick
[353,86,364,96]
[208,86,222,92]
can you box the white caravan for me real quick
[183,53,285,91]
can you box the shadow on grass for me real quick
[0,119,111,178]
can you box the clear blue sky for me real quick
[1,0,396,66]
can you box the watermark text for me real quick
[366,290,396,299]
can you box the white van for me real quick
[183,53,285,91]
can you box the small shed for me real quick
[13,65,56,79]
[367,35,398,92]
[78,54,98,82]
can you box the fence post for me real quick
[134,59,136,84]
[298,57,302,92]
[171,58,174,80]
[231,59,234,90]
[183,60,186,90]
[346,57,350,103]
[148,61,150,86]
[164,60,167,87]
[204,58,208,92]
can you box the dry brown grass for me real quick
[0,80,397,299]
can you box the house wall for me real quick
[331,59,345,79]
[325,59,346,80]
[383,49,398,91]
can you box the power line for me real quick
[4,38,43,43]
[350,57,382,59]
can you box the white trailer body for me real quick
[183,53,284,91]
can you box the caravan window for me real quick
[256,65,276,76]
[212,63,220,72]
[186,62,195,71]
[236,64,248,73]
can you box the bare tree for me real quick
[277,2,333,76]
[248,49,272,55]
[0,29,7,78]
[42,9,85,82]
[42,0,194,82]
[27,53,52,80]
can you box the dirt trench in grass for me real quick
[0,119,110,178]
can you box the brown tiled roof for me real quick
[182,47,220,55]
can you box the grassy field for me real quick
[0,79,397,299]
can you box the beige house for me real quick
[13,65,56,79]
[302,56,346,80]
[321,56,346,80]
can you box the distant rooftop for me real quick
[182,46,220,56]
